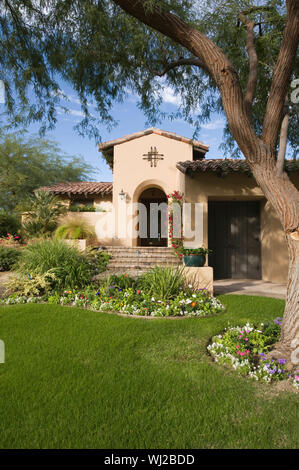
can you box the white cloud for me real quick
[68,109,85,117]
[160,86,182,106]
[201,119,225,130]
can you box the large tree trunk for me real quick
[113,0,299,363]
[248,157,299,363]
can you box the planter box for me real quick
[184,267,214,295]
[64,239,87,251]
[184,254,206,267]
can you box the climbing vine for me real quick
[167,190,184,258]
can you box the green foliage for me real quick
[22,190,67,238]
[5,271,57,296]
[0,211,21,237]
[181,247,211,255]
[69,203,96,212]
[138,266,185,301]
[0,1,297,154]
[101,273,136,291]
[1,280,224,317]
[208,318,295,384]
[0,130,93,211]
[0,246,21,271]
[86,249,111,275]
[16,239,93,289]
[55,216,95,240]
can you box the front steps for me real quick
[98,246,183,277]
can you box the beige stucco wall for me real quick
[112,133,192,246]
[184,172,299,284]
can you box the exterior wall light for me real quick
[119,189,126,201]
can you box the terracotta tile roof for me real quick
[176,159,299,176]
[40,181,113,196]
[98,127,209,153]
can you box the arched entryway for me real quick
[138,187,168,247]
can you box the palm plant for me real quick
[21,190,67,238]
[22,190,67,237]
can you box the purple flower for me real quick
[278,359,287,365]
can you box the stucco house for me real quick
[42,127,299,284]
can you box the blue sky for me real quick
[3,81,227,182]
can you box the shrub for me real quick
[0,246,21,271]
[55,216,95,240]
[0,212,21,238]
[5,271,56,296]
[86,249,111,274]
[101,273,136,291]
[138,266,185,301]
[16,239,93,289]
[69,203,96,212]
[0,233,22,247]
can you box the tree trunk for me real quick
[248,156,299,364]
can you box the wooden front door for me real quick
[139,198,168,247]
[208,201,261,279]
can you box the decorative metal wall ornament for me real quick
[142,146,164,167]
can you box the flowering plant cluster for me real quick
[167,190,184,257]
[0,233,21,246]
[207,319,299,389]
[1,283,225,317]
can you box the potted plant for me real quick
[181,247,211,267]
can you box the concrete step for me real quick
[100,246,174,253]
[107,254,180,261]
[96,246,183,275]
[108,260,182,269]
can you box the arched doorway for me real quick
[138,187,168,247]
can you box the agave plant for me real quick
[55,216,95,240]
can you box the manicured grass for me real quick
[0,295,297,449]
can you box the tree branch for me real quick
[262,0,299,149]
[146,57,207,76]
[112,0,259,159]
[276,97,290,177]
[239,13,258,119]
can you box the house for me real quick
[42,127,299,284]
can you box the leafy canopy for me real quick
[0,0,298,154]
[0,127,93,211]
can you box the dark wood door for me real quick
[139,199,168,247]
[208,201,261,279]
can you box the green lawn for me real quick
[0,295,297,449]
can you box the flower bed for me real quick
[207,318,299,389]
[0,285,225,318]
